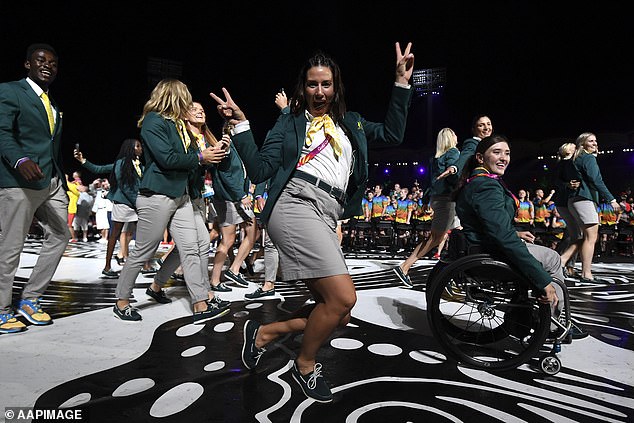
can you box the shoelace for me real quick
[123,306,135,317]
[306,363,323,389]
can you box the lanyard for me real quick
[467,168,520,209]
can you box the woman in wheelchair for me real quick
[455,134,563,310]
[426,134,584,373]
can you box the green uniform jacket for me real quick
[0,79,65,189]
[81,159,141,208]
[210,143,251,202]
[139,112,199,198]
[553,158,581,206]
[429,147,460,197]
[232,85,412,223]
[574,151,615,204]
[456,168,552,290]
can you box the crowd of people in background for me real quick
[3,41,632,404]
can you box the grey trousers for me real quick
[115,194,208,304]
[0,177,69,313]
[262,227,279,283]
[526,242,565,325]
[154,198,211,291]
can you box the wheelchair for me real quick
[426,246,572,375]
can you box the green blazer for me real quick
[232,85,412,223]
[0,79,65,189]
[456,168,552,290]
[139,112,199,198]
[210,143,251,202]
[574,150,615,204]
[81,158,141,207]
[429,147,460,197]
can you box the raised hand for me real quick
[74,149,85,163]
[395,42,414,84]
[209,88,246,126]
[275,89,288,111]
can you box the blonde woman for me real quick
[394,127,460,287]
[562,133,620,282]
[113,80,227,322]
[553,142,581,277]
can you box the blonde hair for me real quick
[137,79,192,127]
[573,132,595,160]
[557,142,576,161]
[435,127,458,158]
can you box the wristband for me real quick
[15,157,30,168]
[197,152,203,162]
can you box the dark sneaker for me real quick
[193,301,230,324]
[102,269,119,278]
[291,361,333,403]
[245,286,275,300]
[224,269,250,288]
[570,323,589,340]
[0,312,27,334]
[141,268,157,275]
[17,298,52,325]
[393,266,413,288]
[242,320,266,370]
[210,282,232,292]
[113,304,142,321]
[146,287,172,304]
[209,295,230,309]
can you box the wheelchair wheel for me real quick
[425,260,449,303]
[427,255,551,371]
[539,355,561,375]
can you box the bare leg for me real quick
[229,217,257,274]
[105,221,124,272]
[210,225,236,286]
[580,224,599,279]
[255,274,356,375]
[399,230,445,274]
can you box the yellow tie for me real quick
[132,159,142,177]
[41,92,55,134]
[306,115,342,159]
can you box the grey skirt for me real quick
[430,195,457,232]
[266,177,347,281]
[213,198,255,227]
[568,197,599,226]
[111,202,138,223]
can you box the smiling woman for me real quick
[455,134,565,309]
[210,41,415,402]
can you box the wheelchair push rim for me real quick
[427,255,551,371]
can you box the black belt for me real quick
[293,170,347,203]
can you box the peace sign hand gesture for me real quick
[395,42,414,85]
[209,88,247,126]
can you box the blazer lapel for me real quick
[294,113,307,161]
[21,80,53,135]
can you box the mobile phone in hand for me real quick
[75,143,80,151]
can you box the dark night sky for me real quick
[2,1,632,187]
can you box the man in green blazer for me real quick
[0,44,68,333]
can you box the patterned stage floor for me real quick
[1,240,633,423]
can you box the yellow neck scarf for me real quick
[306,114,342,159]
